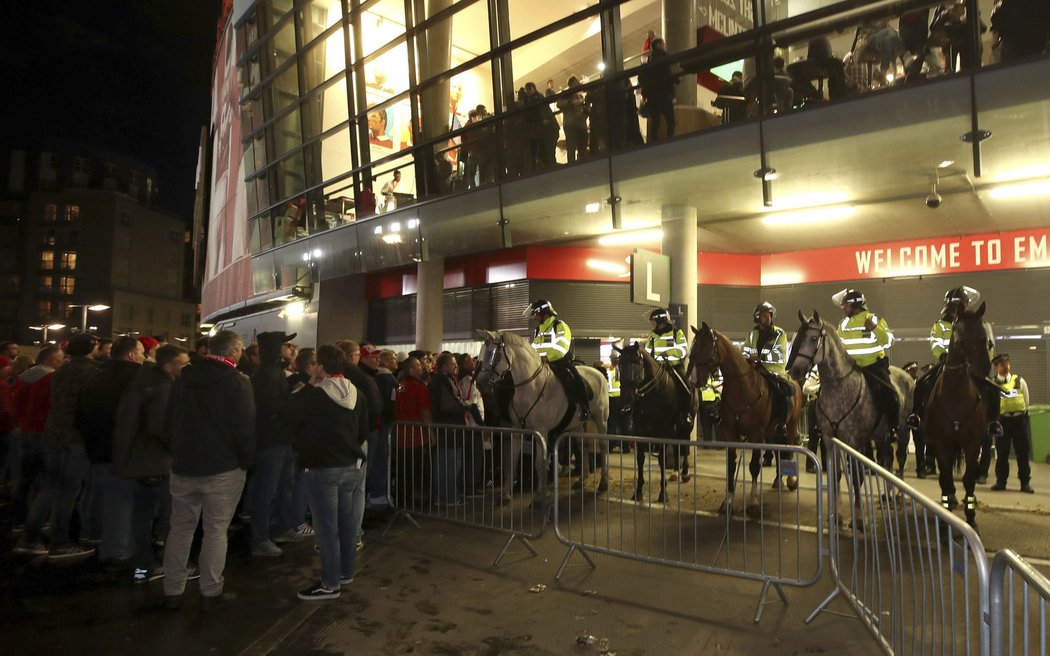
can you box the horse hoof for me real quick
[657,492,669,504]
[718,499,731,515]
[631,490,642,502]
[771,477,782,490]
[746,504,761,518]
[681,473,692,484]
[597,480,608,494]
[667,472,679,483]
[948,496,959,511]
[787,476,799,492]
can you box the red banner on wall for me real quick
[762,227,1050,286]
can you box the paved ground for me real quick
[0,451,1046,655]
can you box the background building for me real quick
[1,145,198,345]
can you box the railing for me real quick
[808,437,990,655]
[551,432,823,623]
[384,422,547,566]
[989,548,1050,656]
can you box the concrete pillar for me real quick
[415,255,445,351]
[661,0,697,109]
[316,275,367,345]
[661,205,697,333]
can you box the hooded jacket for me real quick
[251,337,293,450]
[13,364,55,433]
[43,356,101,446]
[167,357,256,476]
[112,364,174,479]
[77,359,142,464]
[287,376,369,469]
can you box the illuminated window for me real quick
[60,252,77,271]
[40,251,54,270]
[64,205,79,222]
[38,299,52,318]
[59,276,75,295]
[39,275,53,293]
[44,204,57,222]
[42,230,55,246]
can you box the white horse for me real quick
[474,330,610,498]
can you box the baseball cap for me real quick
[360,345,381,358]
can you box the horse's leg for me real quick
[499,434,519,504]
[571,436,589,490]
[962,441,980,532]
[680,443,692,483]
[935,446,959,511]
[720,448,737,514]
[631,446,645,502]
[747,447,762,517]
[597,440,609,494]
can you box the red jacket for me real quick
[394,377,431,448]
[12,365,55,433]
[0,378,11,434]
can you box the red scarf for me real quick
[206,354,237,368]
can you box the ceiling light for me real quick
[761,204,856,226]
[407,218,419,229]
[987,179,1050,200]
[312,248,322,258]
[373,225,383,235]
[585,258,628,274]
[48,323,66,330]
[381,233,403,244]
[283,301,306,317]
[597,228,663,246]
[390,222,401,232]
[597,62,606,72]
[584,202,601,214]
[938,160,954,168]
[771,191,849,211]
[88,304,110,311]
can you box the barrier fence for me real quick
[809,437,990,655]
[989,549,1050,656]
[384,422,547,565]
[551,433,824,623]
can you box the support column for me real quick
[415,255,445,352]
[661,205,697,333]
[661,0,697,109]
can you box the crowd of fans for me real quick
[0,334,489,605]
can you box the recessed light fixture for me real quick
[597,228,663,246]
[987,179,1050,200]
[938,160,954,168]
[584,202,601,214]
[762,205,856,226]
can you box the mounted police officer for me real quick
[832,288,900,440]
[743,301,792,438]
[906,286,1003,441]
[524,299,589,420]
[644,308,689,390]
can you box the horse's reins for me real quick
[932,332,985,432]
[699,331,765,425]
[483,336,553,429]
[800,324,871,438]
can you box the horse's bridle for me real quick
[479,334,544,389]
[689,328,724,383]
[620,347,668,399]
[792,322,856,383]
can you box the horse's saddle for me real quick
[759,369,795,398]
[551,360,593,405]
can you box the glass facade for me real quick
[236,0,1049,274]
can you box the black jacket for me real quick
[428,372,469,425]
[375,369,398,425]
[251,361,292,449]
[345,363,382,426]
[77,360,142,464]
[112,364,173,479]
[167,358,256,476]
[287,377,369,469]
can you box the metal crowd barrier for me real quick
[990,549,1050,656]
[551,432,824,623]
[384,422,547,566]
[808,437,990,655]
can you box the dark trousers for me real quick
[131,477,171,571]
[393,447,431,510]
[646,100,675,142]
[861,358,899,430]
[700,401,720,442]
[995,413,1032,485]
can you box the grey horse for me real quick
[474,330,611,500]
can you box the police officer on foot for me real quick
[743,301,791,438]
[990,354,1034,493]
[524,300,588,419]
[833,289,899,440]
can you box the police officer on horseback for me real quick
[645,308,689,392]
[833,289,900,440]
[906,286,1004,441]
[743,301,792,438]
[524,299,589,419]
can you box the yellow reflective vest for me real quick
[646,327,688,364]
[837,311,893,368]
[929,319,953,360]
[743,325,788,375]
[997,374,1028,415]
[607,367,620,397]
[700,375,721,402]
[532,315,572,362]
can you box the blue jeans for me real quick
[302,464,367,590]
[430,447,462,505]
[11,431,47,527]
[97,464,135,561]
[250,445,295,548]
[131,477,171,570]
[366,426,389,504]
[26,441,91,546]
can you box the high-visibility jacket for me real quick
[700,375,722,402]
[837,311,893,368]
[743,325,788,375]
[997,374,1029,415]
[646,326,687,364]
[532,315,572,362]
[607,367,620,397]
[929,319,953,360]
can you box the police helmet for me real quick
[902,361,919,372]
[522,299,557,317]
[832,288,866,309]
[649,308,671,323]
[753,301,776,322]
[943,286,980,315]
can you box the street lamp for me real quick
[68,304,110,333]
[29,323,66,343]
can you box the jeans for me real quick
[250,445,295,548]
[303,464,367,590]
[79,463,103,540]
[11,431,47,527]
[431,447,462,505]
[131,477,171,570]
[25,441,91,546]
[91,463,135,560]
[366,426,390,504]
[164,469,246,598]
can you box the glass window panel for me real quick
[511,22,601,94]
[268,0,295,29]
[298,0,346,50]
[366,96,414,163]
[300,23,348,93]
[416,0,488,86]
[241,95,261,143]
[363,41,410,108]
[250,215,274,253]
[246,176,261,216]
[412,0,471,23]
[507,0,598,41]
[303,76,352,141]
[269,107,303,160]
[372,155,416,216]
[274,199,306,245]
[275,151,306,202]
[302,125,352,190]
[618,0,661,70]
[270,62,300,114]
[267,18,297,72]
[359,0,407,58]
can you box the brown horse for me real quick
[925,304,990,532]
[687,322,803,516]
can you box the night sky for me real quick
[0,0,219,218]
